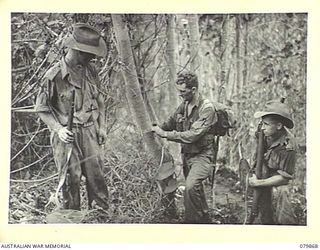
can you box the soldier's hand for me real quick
[98,128,107,145]
[151,125,167,138]
[248,174,258,187]
[57,127,74,143]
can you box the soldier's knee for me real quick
[185,178,199,191]
[69,170,82,185]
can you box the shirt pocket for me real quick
[267,150,281,170]
[176,114,184,131]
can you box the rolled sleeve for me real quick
[277,150,296,179]
[35,79,51,113]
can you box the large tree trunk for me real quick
[112,15,177,200]
[164,14,182,173]
[112,15,167,161]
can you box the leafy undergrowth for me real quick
[8,131,306,225]
[9,131,168,224]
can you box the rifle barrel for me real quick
[67,89,75,131]
[248,123,265,224]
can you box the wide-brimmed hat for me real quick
[63,23,107,57]
[254,99,294,129]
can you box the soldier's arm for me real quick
[97,91,106,128]
[160,114,176,131]
[276,150,296,179]
[249,174,289,187]
[35,79,63,132]
[160,103,185,131]
[249,148,296,187]
[35,79,73,143]
[165,105,217,143]
[38,112,63,132]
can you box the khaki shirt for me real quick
[261,129,297,179]
[35,57,102,127]
[161,95,217,156]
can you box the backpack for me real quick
[210,102,236,136]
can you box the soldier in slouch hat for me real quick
[36,23,109,210]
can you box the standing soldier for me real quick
[248,99,298,224]
[35,23,109,210]
[152,73,217,223]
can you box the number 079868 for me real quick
[300,244,318,248]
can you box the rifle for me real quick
[45,89,75,211]
[67,89,75,131]
[210,135,219,209]
[247,121,265,224]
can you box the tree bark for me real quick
[187,14,203,89]
[221,15,236,103]
[243,15,249,88]
[111,14,169,162]
[165,14,178,109]
[235,15,243,95]
[111,14,179,201]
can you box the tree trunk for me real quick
[187,14,203,89]
[220,15,235,103]
[112,15,179,207]
[243,15,249,88]
[235,15,243,95]
[219,15,229,103]
[111,14,172,164]
[165,14,178,110]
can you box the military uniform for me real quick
[160,95,217,223]
[254,129,298,224]
[252,99,298,225]
[35,57,109,210]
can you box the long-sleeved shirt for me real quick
[161,95,217,156]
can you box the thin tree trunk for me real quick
[235,15,243,95]
[219,15,229,103]
[243,15,249,87]
[166,14,178,109]
[221,15,236,103]
[187,14,203,89]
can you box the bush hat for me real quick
[254,99,294,129]
[63,23,107,57]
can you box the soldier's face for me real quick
[176,83,196,102]
[76,50,95,65]
[261,116,282,137]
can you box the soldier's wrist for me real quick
[163,131,168,138]
[52,123,64,133]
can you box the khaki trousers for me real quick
[51,125,109,210]
[183,154,213,223]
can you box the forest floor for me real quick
[160,166,247,224]
[8,164,247,224]
[8,161,305,225]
